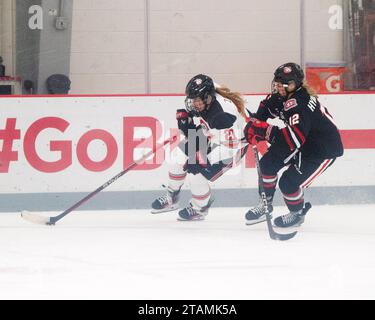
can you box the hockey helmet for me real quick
[273,62,305,89]
[185,74,216,113]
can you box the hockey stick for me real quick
[21,135,178,226]
[252,145,297,241]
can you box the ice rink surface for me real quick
[1,204,374,300]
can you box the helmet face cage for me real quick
[271,79,296,94]
[185,74,215,113]
[185,97,196,114]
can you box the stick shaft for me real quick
[50,136,177,224]
[252,145,297,241]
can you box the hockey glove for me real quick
[244,117,274,145]
[176,109,196,138]
[252,94,283,121]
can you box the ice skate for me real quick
[151,185,181,214]
[177,197,214,221]
[273,202,312,228]
[245,201,273,225]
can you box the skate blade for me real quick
[245,214,272,226]
[151,205,179,214]
[177,216,206,221]
[245,218,267,226]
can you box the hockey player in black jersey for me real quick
[244,62,344,228]
[151,74,250,221]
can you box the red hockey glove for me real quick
[244,118,274,145]
[176,109,196,138]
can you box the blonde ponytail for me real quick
[302,81,318,98]
[215,85,247,118]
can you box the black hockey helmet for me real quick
[273,62,305,89]
[185,74,216,113]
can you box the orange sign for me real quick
[306,67,346,93]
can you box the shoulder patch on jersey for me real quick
[284,98,298,111]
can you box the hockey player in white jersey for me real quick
[151,74,250,221]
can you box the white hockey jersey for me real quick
[192,95,250,165]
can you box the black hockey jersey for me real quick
[254,87,344,161]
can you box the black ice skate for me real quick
[273,202,312,228]
[245,202,273,225]
[151,185,181,214]
[177,198,214,221]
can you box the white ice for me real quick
[1,204,375,300]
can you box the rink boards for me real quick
[0,93,374,210]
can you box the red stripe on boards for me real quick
[340,130,375,149]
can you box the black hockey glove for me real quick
[176,109,196,138]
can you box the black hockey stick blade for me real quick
[270,228,297,241]
[265,213,297,241]
[267,202,312,241]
